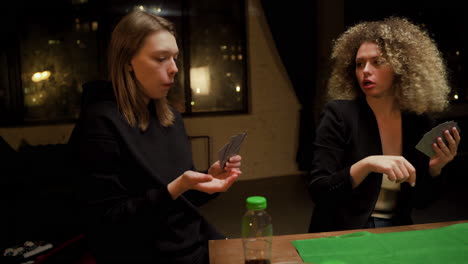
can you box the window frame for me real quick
[0,0,249,127]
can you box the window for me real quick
[0,0,248,126]
[185,0,248,114]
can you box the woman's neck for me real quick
[366,95,400,119]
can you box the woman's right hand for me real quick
[350,155,416,188]
[167,170,240,199]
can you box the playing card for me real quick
[217,142,230,167]
[221,133,247,168]
[218,132,247,169]
[228,133,246,156]
[218,137,235,169]
[415,121,460,157]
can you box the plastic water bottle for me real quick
[241,196,273,264]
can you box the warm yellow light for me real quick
[456,51,460,56]
[41,71,50,79]
[237,54,243,60]
[191,101,195,106]
[454,94,459,100]
[25,92,45,106]
[139,5,145,10]
[32,72,42,82]
[226,72,231,77]
[157,7,162,12]
[48,40,61,45]
[92,21,98,31]
[190,66,211,95]
[236,85,241,92]
[31,71,51,82]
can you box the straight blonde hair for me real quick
[108,11,175,130]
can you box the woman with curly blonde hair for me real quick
[308,17,461,232]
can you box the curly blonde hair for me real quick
[327,17,450,114]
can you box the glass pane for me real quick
[188,0,247,113]
[2,0,247,125]
[19,1,102,122]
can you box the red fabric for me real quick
[34,234,96,264]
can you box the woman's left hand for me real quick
[429,127,461,176]
[189,155,241,194]
[169,156,242,198]
[208,155,242,179]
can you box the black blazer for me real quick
[69,81,222,263]
[308,99,440,233]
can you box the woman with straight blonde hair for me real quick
[308,17,460,233]
[69,11,242,263]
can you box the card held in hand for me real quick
[217,132,247,169]
[415,121,460,157]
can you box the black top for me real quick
[69,81,222,263]
[308,99,440,233]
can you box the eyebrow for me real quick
[151,49,179,56]
[355,55,381,61]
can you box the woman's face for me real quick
[355,42,395,98]
[130,30,179,100]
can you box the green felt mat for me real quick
[292,223,468,264]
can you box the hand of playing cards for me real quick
[416,121,461,157]
[218,132,247,170]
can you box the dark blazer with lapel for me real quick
[308,99,439,233]
[69,81,222,263]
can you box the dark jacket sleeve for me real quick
[76,111,175,225]
[184,190,219,207]
[172,110,220,207]
[308,102,354,206]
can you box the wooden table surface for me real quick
[208,220,468,264]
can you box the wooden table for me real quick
[209,220,468,264]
